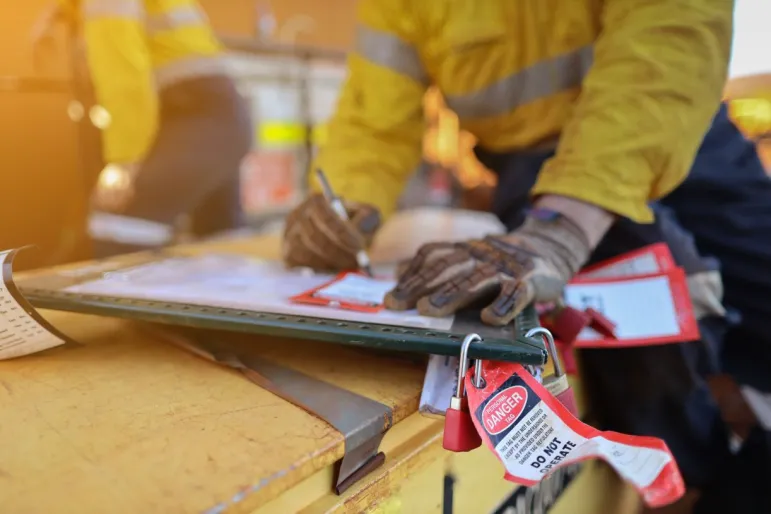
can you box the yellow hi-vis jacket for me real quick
[62,0,224,165]
[313,0,734,223]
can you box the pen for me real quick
[315,168,374,277]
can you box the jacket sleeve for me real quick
[79,0,158,164]
[532,0,734,223]
[311,0,428,220]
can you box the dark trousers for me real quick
[476,103,771,510]
[93,75,253,258]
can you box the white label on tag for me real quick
[564,276,680,341]
[741,386,771,431]
[315,274,397,305]
[0,250,65,360]
[579,253,662,279]
[419,354,459,417]
[491,391,671,489]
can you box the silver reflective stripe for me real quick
[89,212,174,246]
[146,5,209,33]
[445,45,594,119]
[154,55,229,89]
[82,0,144,19]
[356,26,429,85]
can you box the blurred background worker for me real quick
[33,0,252,257]
[282,0,771,512]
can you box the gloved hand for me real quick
[282,194,381,272]
[92,163,139,213]
[384,211,592,326]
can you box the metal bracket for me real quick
[158,327,392,494]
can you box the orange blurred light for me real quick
[97,164,131,190]
[422,89,496,189]
[729,98,771,139]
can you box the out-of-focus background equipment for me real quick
[4,0,768,273]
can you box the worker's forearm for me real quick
[534,194,615,249]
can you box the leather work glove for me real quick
[282,194,381,272]
[384,211,592,326]
[92,163,140,213]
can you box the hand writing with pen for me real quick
[281,193,381,273]
[283,185,602,325]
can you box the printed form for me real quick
[469,366,684,507]
[64,254,455,331]
[485,386,671,488]
[0,250,65,360]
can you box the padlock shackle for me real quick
[473,358,485,389]
[525,327,564,378]
[456,333,482,398]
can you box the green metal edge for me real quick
[23,288,547,365]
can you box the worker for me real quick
[33,0,252,256]
[282,0,771,512]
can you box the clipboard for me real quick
[17,251,547,365]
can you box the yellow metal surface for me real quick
[1,234,640,513]
[371,496,403,513]
[0,236,424,513]
[265,413,638,514]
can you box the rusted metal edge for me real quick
[153,326,393,494]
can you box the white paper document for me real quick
[64,254,455,331]
[419,354,460,417]
[0,250,66,360]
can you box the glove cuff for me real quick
[516,210,593,279]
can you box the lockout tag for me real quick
[578,243,676,280]
[420,357,544,417]
[466,361,685,508]
[565,268,699,348]
[290,272,397,313]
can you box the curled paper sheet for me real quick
[0,248,69,360]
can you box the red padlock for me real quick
[526,327,579,417]
[585,307,617,339]
[443,333,483,452]
[550,306,592,344]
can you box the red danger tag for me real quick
[465,362,685,508]
[566,268,699,348]
[579,242,676,279]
